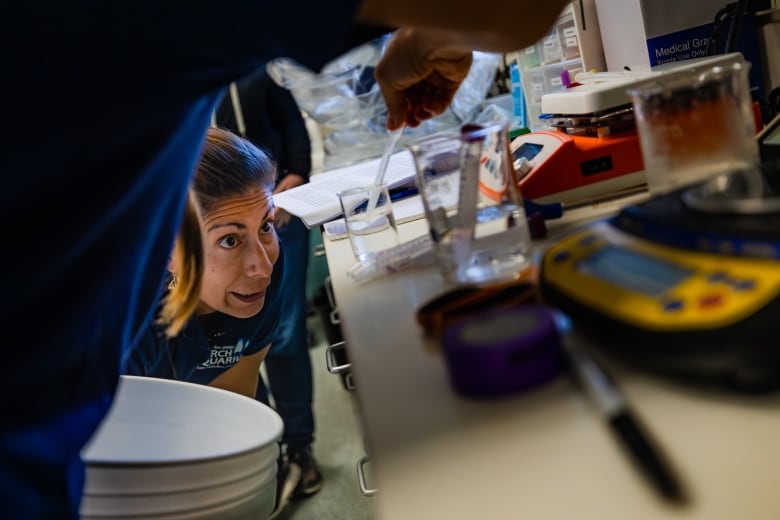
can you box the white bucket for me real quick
[80,376,283,519]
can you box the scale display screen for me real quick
[512,142,544,162]
[576,245,694,296]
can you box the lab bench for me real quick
[321,199,780,520]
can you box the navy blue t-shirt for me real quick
[123,249,286,385]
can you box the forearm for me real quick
[356,0,571,53]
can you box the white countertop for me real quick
[322,198,780,520]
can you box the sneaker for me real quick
[287,445,324,498]
[269,460,301,519]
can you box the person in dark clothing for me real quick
[215,68,324,499]
[124,126,302,517]
[1,1,571,515]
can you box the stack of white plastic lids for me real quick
[80,375,283,519]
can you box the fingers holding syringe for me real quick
[375,29,473,129]
[403,71,467,126]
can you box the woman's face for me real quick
[197,185,279,319]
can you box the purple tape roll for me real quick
[441,305,563,398]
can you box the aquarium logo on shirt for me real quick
[200,339,250,369]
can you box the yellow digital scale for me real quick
[540,122,780,392]
[541,215,780,391]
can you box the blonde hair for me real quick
[158,190,204,337]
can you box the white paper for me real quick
[274,150,417,228]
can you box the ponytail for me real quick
[157,190,204,338]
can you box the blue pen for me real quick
[353,186,419,214]
[389,186,419,201]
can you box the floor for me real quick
[270,312,374,520]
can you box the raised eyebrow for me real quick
[206,205,275,233]
[206,222,246,233]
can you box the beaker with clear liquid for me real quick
[407,120,533,285]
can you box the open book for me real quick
[273,150,417,228]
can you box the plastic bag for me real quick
[267,33,501,168]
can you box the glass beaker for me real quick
[628,60,763,201]
[407,120,533,286]
[338,183,400,261]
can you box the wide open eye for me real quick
[260,221,274,234]
[218,235,241,249]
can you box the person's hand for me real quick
[275,208,294,228]
[274,173,306,193]
[273,173,307,228]
[375,28,473,130]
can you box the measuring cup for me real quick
[407,120,533,286]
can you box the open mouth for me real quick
[232,291,265,304]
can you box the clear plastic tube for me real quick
[346,234,434,282]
